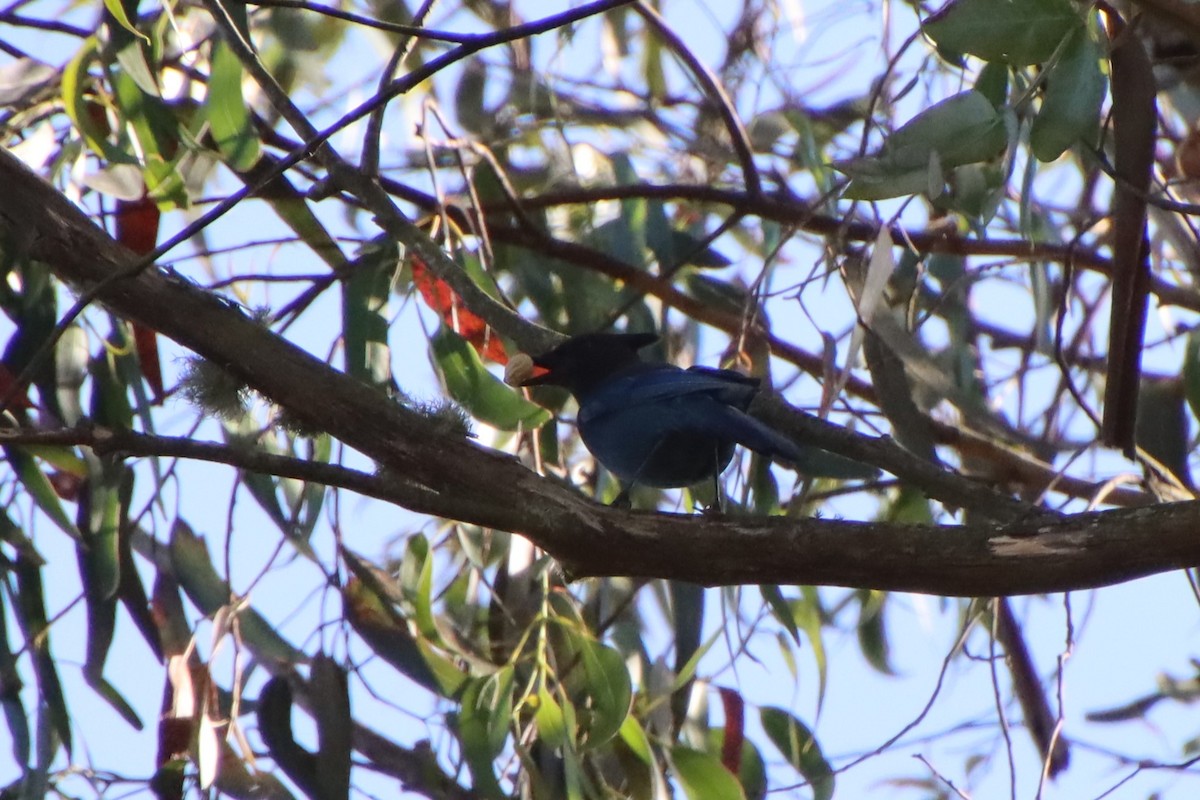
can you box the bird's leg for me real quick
[611,485,633,509]
[704,444,724,515]
[609,437,674,509]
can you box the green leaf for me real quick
[840,159,940,203]
[455,61,488,134]
[79,468,122,603]
[736,740,767,800]
[590,217,645,269]
[615,714,658,800]
[759,707,834,800]
[924,0,1081,65]
[644,203,732,271]
[91,343,135,432]
[794,587,828,711]
[311,655,351,800]
[77,464,127,724]
[1136,378,1191,487]
[103,0,148,42]
[671,580,704,731]
[110,69,188,207]
[643,33,666,101]
[855,590,895,675]
[670,746,746,800]
[882,485,934,524]
[892,91,1008,166]
[432,327,551,431]
[12,553,72,758]
[83,675,142,730]
[62,40,130,164]
[340,561,466,697]
[235,464,291,533]
[787,443,881,480]
[296,434,331,540]
[863,329,938,464]
[399,534,441,645]
[572,634,632,749]
[687,234,733,270]
[236,154,348,271]
[206,40,261,171]
[2,446,80,541]
[455,672,514,800]
[341,241,393,387]
[760,585,801,645]
[222,427,317,558]
[974,60,1009,107]
[666,230,732,268]
[618,714,653,764]
[684,273,754,317]
[113,39,159,97]
[0,585,31,769]
[704,730,767,800]
[1182,329,1200,424]
[673,625,724,693]
[114,471,164,662]
[1030,26,1106,162]
[168,520,303,666]
[535,685,571,749]
[839,91,1008,200]
[257,677,318,797]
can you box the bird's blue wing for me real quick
[579,366,758,423]
[579,366,802,465]
[700,400,804,464]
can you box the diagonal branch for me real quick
[1,130,1198,597]
[632,1,762,197]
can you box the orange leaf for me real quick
[411,255,508,364]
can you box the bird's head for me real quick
[516,332,658,396]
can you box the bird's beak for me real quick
[518,365,556,386]
[503,352,555,386]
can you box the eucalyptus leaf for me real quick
[924,0,1081,65]
[671,746,746,800]
[1030,27,1106,162]
[759,707,834,800]
[433,327,551,431]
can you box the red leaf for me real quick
[132,322,164,403]
[717,685,745,775]
[0,362,34,410]
[115,197,165,403]
[411,255,508,364]
[115,196,160,256]
[47,471,83,501]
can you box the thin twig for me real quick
[245,0,473,42]
[632,1,761,198]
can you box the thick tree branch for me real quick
[1,137,1197,596]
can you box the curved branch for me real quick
[433,180,1200,313]
[0,424,479,518]
[632,1,761,197]
[0,146,1195,595]
[245,0,480,42]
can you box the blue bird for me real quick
[520,332,803,503]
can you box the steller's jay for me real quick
[518,332,803,503]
